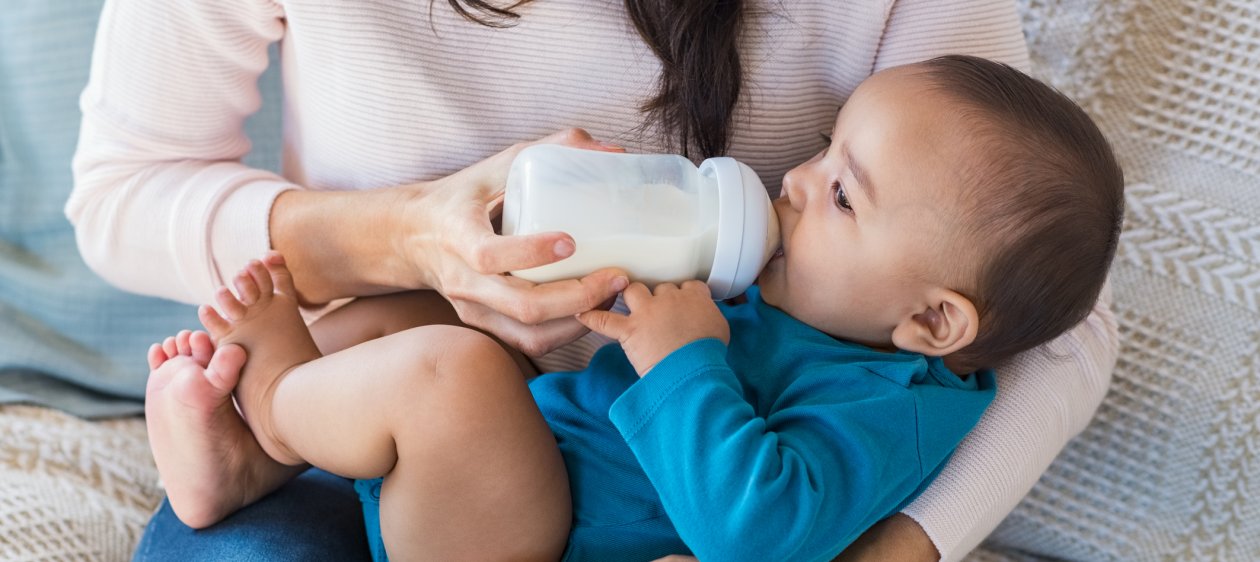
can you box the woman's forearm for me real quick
[833,514,939,562]
[900,289,1118,560]
[268,187,420,306]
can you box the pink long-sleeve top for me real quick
[68,0,1117,559]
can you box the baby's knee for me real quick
[386,325,517,387]
[432,326,517,377]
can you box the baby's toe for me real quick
[263,253,297,297]
[246,259,274,300]
[234,269,261,306]
[190,331,216,366]
[148,343,169,371]
[215,287,247,321]
[162,336,179,359]
[176,330,193,356]
[199,305,231,337]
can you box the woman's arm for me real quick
[832,514,940,562]
[67,0,624,354]
[68,0,290,304]
[900,284,1117,561]
[833,297,1116,562]
[655,515,939,562]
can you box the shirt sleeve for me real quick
[609,339,926,562]
[901,282,1119,561]
[66,0,297,304]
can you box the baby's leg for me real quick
[144,330,304,529]
[306,290,539,377]
[207,254,571,560]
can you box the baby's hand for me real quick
[576,281,730,376]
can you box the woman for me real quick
[69,0,1117,560]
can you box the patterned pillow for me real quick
[975,1,1260,560]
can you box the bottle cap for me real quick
[699,157,780,300]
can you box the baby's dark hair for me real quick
[918,55,1124,372]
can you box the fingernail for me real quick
[611,276,629,292]
[554,239,575,258]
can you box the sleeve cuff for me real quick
[208,176,297,290]
[609,338,731,441]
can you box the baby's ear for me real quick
[891,289,979,357]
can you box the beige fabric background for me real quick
[1,0,1256,559]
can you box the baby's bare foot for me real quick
[200,252,322,466]
[144,329,301,529]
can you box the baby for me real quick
[143,55,1123,561]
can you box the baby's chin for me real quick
[753,271,786,310]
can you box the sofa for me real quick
[1,0,1257,560]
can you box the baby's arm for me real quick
[607,340,933,561]
[577,283,955,561]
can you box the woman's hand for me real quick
[577,281,729,376]
[390,128,631,356]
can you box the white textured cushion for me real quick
[0,406,157,561]
[972,1,1260,560]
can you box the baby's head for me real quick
[758,55,1123,373]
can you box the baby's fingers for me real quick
[621,282,653,310]
[575,309,632,341]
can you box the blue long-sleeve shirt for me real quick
[594,287,996,561]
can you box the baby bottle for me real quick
[500,144,780,300]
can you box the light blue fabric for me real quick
[0,1,283,417]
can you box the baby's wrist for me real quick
[637,336,725,377]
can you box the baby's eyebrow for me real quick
[842,143,876,207]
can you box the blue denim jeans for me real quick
[133,468,371,561]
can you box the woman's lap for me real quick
[133,467,370,562]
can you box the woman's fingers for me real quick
[454,300,593,357]
[533,128,623,153]
[405,128,636,356]
[453,268,628,326]
[448,129,618,199]
[460,228,577,275]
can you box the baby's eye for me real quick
[831,180,853,213]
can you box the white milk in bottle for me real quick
[500,145,779,299]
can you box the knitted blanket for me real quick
[0,406,157,560]
[1,0,1257,560]
[979,0,1260,560]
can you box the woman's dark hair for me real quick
[436,0,745,159]
[919,55,1125,372]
